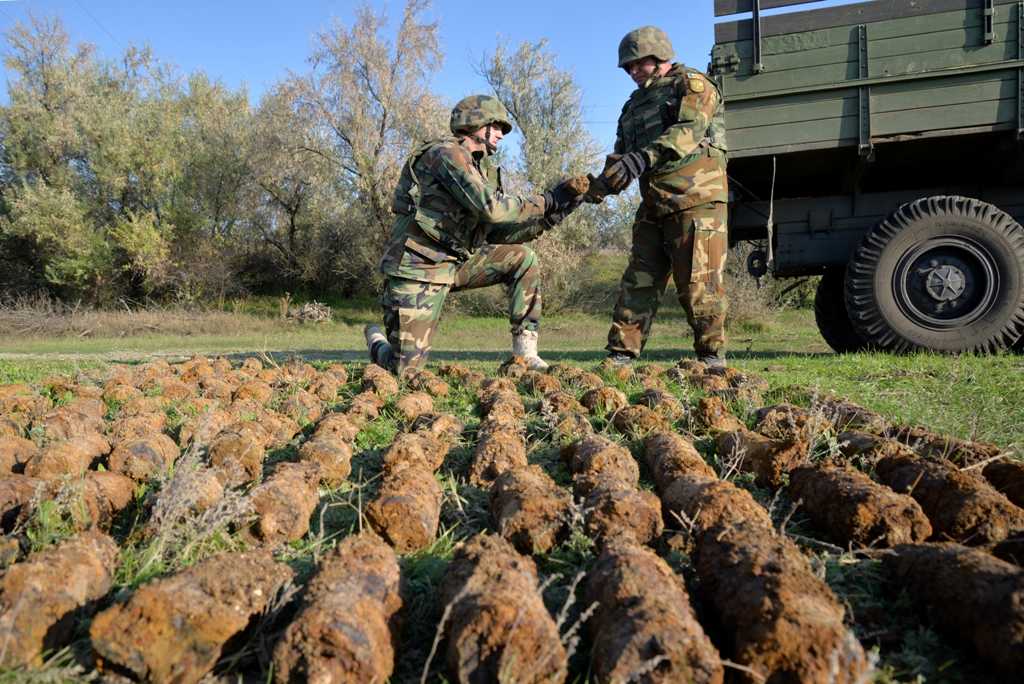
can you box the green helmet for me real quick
[449,95,513,136]
[618,26,675,69]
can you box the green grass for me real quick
[7,305,1014,451]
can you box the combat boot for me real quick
[697,354,726,368]
[512,329,548,372]
[600,352,634,369]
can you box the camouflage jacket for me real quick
[380,136,547,284]
[613,63,728,215]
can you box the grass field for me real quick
[3,302,1020,455]
[1,273,1022,683]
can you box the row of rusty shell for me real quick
[482,372,721,683]
[644,429,871,683]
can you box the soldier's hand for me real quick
[542,195,586,228]
[541,175,589,228]
[599,150,649,193]
[584,173,611,204]
[542,175,589,216]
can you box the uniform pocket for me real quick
[689,206,728,283]
[382,278,448,310]
[405,235,449,264]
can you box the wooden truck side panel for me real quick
[714,0,1024,275]
[714,2,1020,158]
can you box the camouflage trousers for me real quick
[371,244,542,372]
[606,201,729,359]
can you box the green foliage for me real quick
[0,3,451,303]
[109,209,170,282]
[6,183,109,291]
[0,359,100,384]
[20,493,86,553]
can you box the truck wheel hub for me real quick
[925,264,966,301]
[895,236,999,329]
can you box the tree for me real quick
[472,37,622,312]
[475,38,601,189]
[294,0,450,291]
[0,13,94,188]
[162,71,254,301]
[0,13,103,296]
[0,11,263,302]
[241,77,345,295]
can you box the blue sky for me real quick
[0,0,858,151]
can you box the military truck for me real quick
[713,0,1024,353]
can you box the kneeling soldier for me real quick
[365,95,586,373]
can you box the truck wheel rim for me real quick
[893,236,999,331]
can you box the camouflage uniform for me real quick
[602,28,730,360]
[371,132,548,372]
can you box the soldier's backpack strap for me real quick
[391,139,440,216]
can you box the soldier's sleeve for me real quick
[612,119,625,157]
[485,219,546,245]
[643,72,718,170]
[429,145,546,225]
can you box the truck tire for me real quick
[845,196,1024,353]
[814,269,870,353]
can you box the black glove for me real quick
[542,176,587,216]
[604,150,649,192]
[587,151,649,203]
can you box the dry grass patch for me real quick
[0,296,298,340]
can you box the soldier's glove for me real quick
[586,151,649,204]
[584,173,612,204]
[540,175,589,215]
[598,149,647,191]
[542,175,589,221]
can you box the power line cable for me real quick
[0,1,15,24]
[74,0,124,52]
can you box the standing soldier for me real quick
[364,95,586,374]
[588,26,730,367]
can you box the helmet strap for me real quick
[484,126,497,155]
[464,125,498,155]
[643,62,670,88]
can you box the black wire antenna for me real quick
[75,0,126,52]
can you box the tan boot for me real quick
[512,329,548,372]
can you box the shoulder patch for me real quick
[687,73,705,93]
